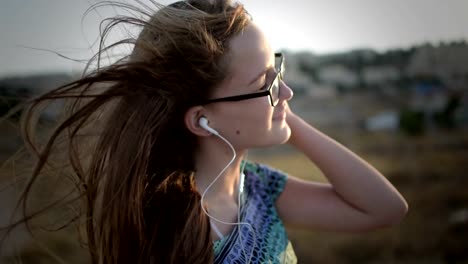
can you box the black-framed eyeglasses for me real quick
[203,53,284,107]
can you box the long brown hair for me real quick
[2,0,250,263]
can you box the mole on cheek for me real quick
[236,130,241,135]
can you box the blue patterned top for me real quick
[213,161,297,264]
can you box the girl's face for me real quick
[204,22,294,150]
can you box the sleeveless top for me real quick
[213,161,298,264]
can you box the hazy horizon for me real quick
[1,0,468,77]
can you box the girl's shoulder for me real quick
[243,161,288,202]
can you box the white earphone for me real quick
[198,116,219,135]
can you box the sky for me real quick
[1,0,468,77]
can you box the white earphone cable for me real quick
[200,130,255,263]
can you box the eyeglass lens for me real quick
[271,55,283,106]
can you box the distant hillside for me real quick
[0,73,74,120]
[0,73,73,93]
[285,40,468,93]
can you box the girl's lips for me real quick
[272,110,286,120]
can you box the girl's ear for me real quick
[184,106,212,136]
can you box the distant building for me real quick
[283,69,314,95]
[317,64,358,88]
[364,110,399,131]
[306,83,338,99]
[406,44,468,90]
[362,66,401,85]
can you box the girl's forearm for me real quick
[286,111,408,222]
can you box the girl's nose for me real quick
[279,80,293,101]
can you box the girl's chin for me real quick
[270,124,291,145]
[279,126,292,144]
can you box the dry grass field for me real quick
[251,129,468,263]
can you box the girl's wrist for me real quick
[285,109,302,146]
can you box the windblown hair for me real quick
[3,0,250,263]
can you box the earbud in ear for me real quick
[199,117,219,135]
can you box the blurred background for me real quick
[1,0,467,263]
